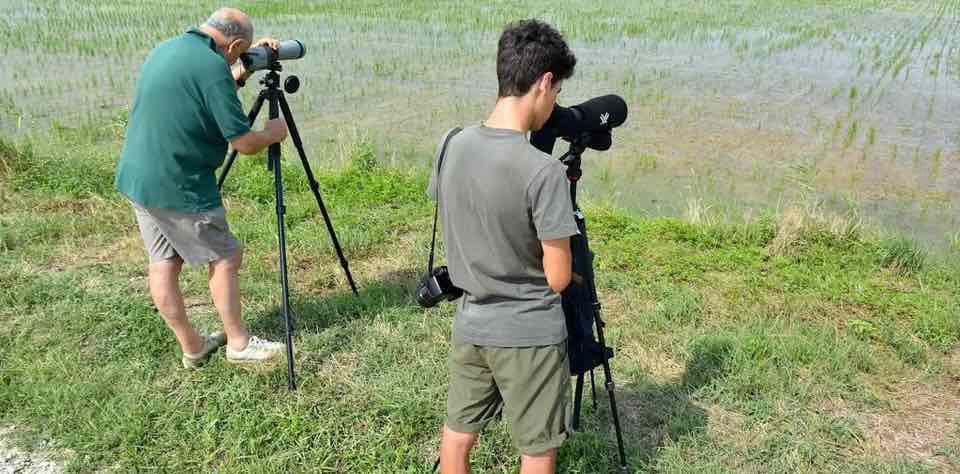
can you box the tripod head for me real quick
[259,66,301,95]
[559,133,592,183]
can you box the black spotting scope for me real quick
[531,95,628,154]
[241,40,306,72]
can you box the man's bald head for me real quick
[203,7,253,44]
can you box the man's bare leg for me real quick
[208,249,250,352]
[520,449,557,474]
[149,257,204,354]
[439,425,478,474]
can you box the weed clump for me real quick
[653,285,703,324]
[912,304,960,352]
[0,138,34,178]
[683,334,735,389]
[767,206,862,256]
[878,236,926,275]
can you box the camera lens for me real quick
[416,281,439,308]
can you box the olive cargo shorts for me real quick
[446,341,571,455]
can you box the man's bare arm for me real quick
[230,118,287,155]
[542,237,573,293]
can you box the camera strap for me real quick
[428,127,463,273]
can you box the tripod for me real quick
[560,136,629,471]
[217,64,358,391]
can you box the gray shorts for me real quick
[132,202,241,266]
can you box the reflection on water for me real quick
[0,2,957,250]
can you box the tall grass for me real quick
[878,236,927,275]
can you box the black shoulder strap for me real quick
[428,127,463,272]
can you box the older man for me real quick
[116,8,288,368]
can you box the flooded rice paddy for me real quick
[1,1,958,251]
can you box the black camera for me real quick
[416,266,463,308]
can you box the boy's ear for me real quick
[539,72,555,93]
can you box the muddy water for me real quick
[563,10,960,251]
[0,5,957,250]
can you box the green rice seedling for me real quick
[930,148,944,179]
[831,117,844,143]
[636,153,658,172]
[843,120,859,150]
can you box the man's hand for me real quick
[252,37,280,50]
[234,39,280,85]
[230,118,288,155]
[264,118,288,143]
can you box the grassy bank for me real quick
[0,123,958,473]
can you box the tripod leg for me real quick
[580,224,628,469]
[277,93,359,296]
[572,373,585,431]
[218,90,267,190]
[590,368,598,410]
[595,320,628,471]
[267,91,297,391]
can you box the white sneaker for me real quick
[181,332,227,369]
[226,336,286,363]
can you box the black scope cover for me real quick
[531,95,627,154]
[570,94,628,131]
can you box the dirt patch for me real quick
[621,345,685,381]
[36,198,100,213]
[704,404,749,447]
[854,378,960,470]
[948,349,960,382]
[0,426,67,474]
[43,233,144,272]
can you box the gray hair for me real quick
[203,8,253,43]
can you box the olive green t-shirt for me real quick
[428,125,579,347]
[115,29,250,212]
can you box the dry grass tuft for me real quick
[767,206,806,256]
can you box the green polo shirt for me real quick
[115,29,251,212]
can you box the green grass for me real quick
[1,118,959,473]
[2,1,960,471]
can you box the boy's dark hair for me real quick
[497,19,576,97]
